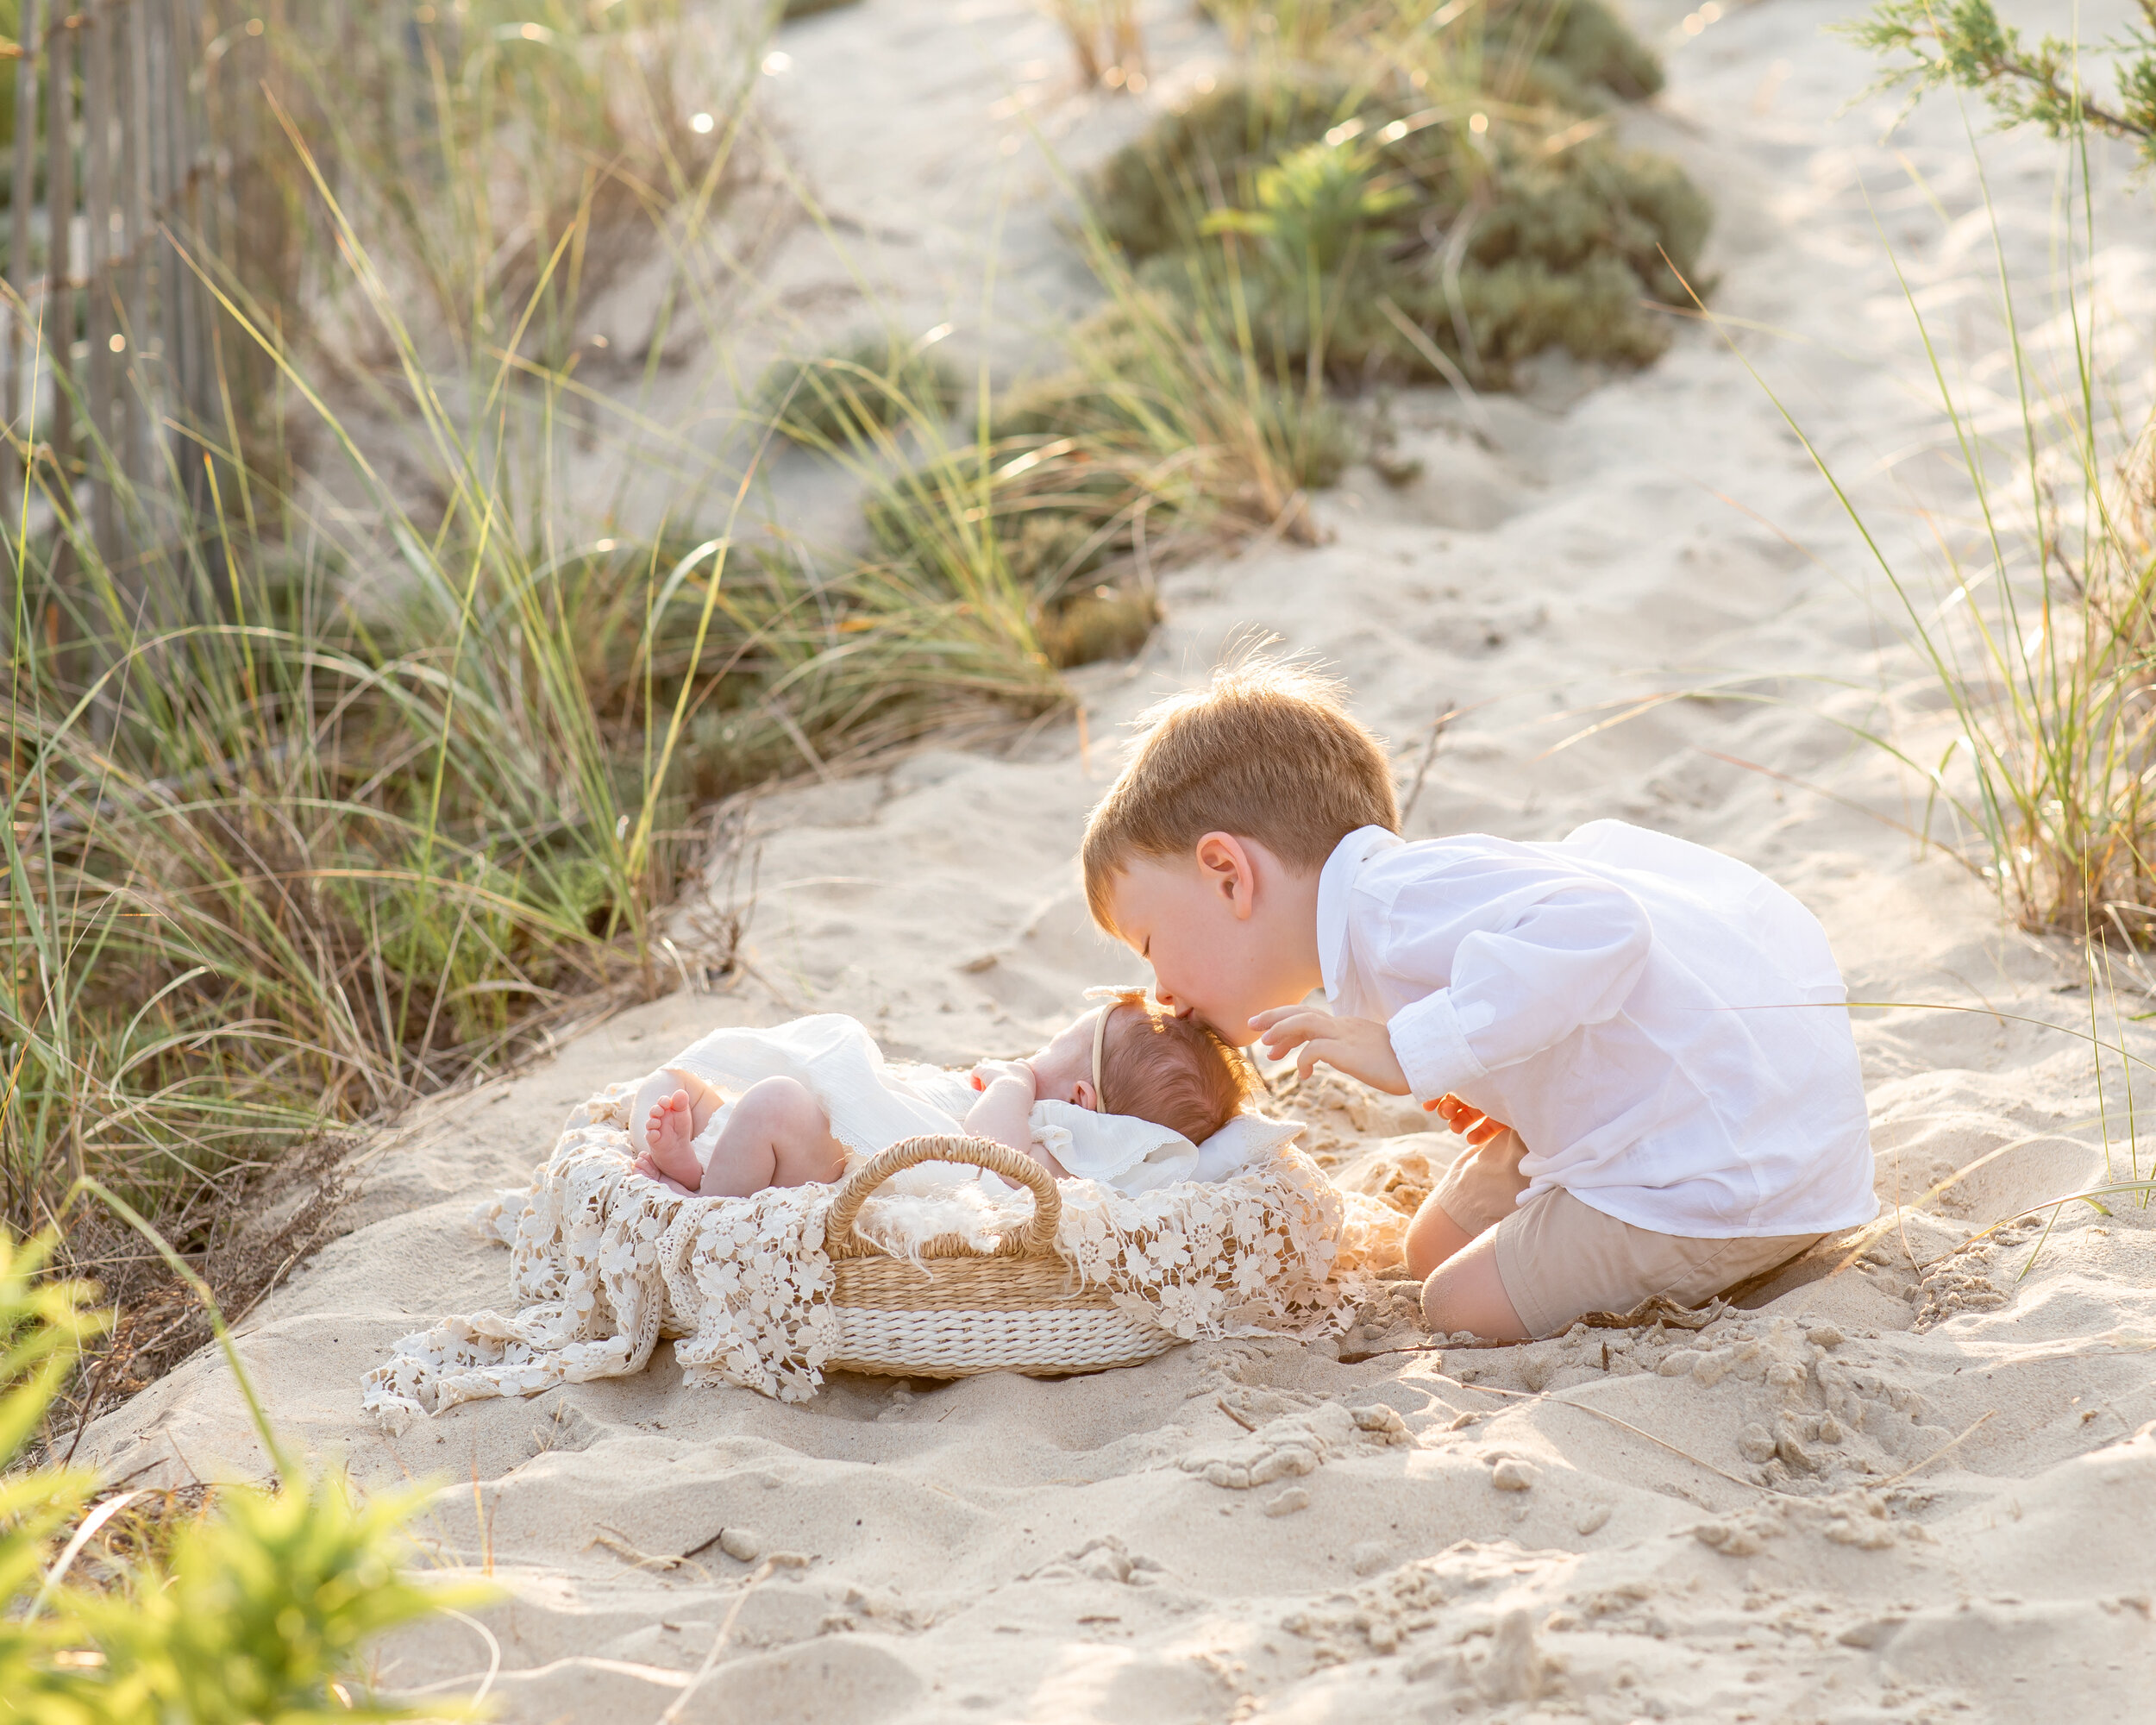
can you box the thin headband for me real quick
[1082,984,1151,1117]
[1091,1002,1113,1116]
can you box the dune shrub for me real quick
[758,330,964,446]
[1093,68,1709,386]
[1482,0,1665,108]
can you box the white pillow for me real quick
[1193,1112,1306,1183]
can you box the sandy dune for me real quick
[81,1,2156,1719]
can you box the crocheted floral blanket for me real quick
[362,1082,1402,1423]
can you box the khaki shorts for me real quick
[1430,1131,1825,1340]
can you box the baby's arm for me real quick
[963,1060,1069,1177]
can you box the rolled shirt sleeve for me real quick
[1374,875,1653,1105]
[1387,990,1488,1103]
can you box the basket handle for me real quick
[824,1135,1061,1260]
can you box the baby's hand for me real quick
[1248,1006,1409,1095]
[969,1057,1036,1099]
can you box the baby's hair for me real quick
[1081,654,1398,935]
[1101,1000,1252,1144]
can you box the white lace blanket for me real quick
[362,1083,1404,1422]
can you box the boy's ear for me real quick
[1194,831,1257,920]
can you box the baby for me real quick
[631,997,1251,1200]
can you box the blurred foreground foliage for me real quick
[0,1230,473,1722]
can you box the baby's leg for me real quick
[696,1076,847,1198]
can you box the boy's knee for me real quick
[1420,1252,1532,1344]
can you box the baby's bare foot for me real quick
[630,1151,697,1196]
[641,1089,703,1189]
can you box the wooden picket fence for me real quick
[4,0,225,574]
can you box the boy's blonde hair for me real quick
[1081,658,1398,933]
[1101,1001,1251,1144]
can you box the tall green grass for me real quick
[1,0,1064,1299]
[1694,14,2156,1248]
[1743,28,2156,944]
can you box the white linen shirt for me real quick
[1320,822,1877,1238]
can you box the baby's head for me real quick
[1031,998,1251,1144]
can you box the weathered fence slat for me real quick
[120,1,154,503]
[4,0,225,573]
[43,7,73,530]
[85,2,119,570]
[5,0,43,526]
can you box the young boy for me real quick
[1080,661,1877,1340]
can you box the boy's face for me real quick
[1102,839,1323,1046]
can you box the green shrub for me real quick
[1106,111,1707,383]
[1483,0,1665,109]
[1095,0,1706,386]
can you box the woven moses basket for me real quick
[822,1132,1177,1378]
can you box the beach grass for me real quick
[1760,72,2156,945]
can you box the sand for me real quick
[78,0,2156,1719]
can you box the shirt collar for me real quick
[1316,825,1402,1007]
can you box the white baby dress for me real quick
[630,1013,1254,1195]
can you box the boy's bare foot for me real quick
[637,1088,704,1189]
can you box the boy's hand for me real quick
[1429,1093,1510,1145]
[1248,1006,1409,1095]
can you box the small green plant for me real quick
[1842,0,2156,161]
[0,1223,473,1718]
[0,1232,103,1710]
[1200,137,1411,279]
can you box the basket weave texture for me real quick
[824,1135,1176,1377]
